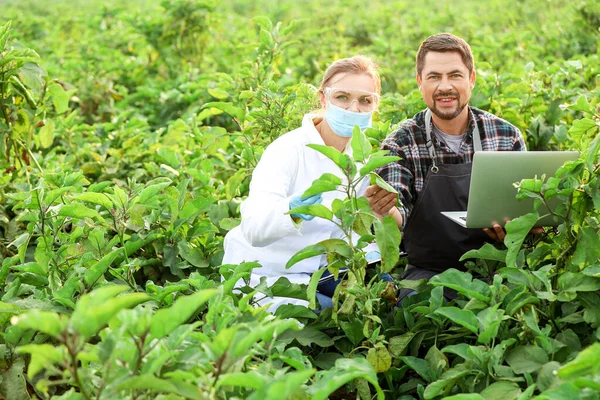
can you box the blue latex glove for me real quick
[289,193,322,221]
[366,250,381,263]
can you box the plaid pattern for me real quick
[377,107,526,226]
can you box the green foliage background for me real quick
[0,0,599,399]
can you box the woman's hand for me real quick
[289,192,323,221]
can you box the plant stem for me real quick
[66,337,92,400]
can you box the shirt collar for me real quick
[302,114,353,159]
[466,106,478,137]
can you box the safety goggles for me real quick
[323,87,380,113]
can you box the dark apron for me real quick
[398,109,490,300]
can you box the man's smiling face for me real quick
[416,51,475,121]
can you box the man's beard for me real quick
[431,90,467,120]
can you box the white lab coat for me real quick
[222,114,372,310]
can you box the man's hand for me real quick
[365,184,397,218]
[483,223,544,243]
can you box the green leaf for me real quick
[307,144,351,172]
[536,361,562,392]
[58,203,100,220]
[429,269,491,302]
[307,358,383,400]
[117,375,204,399]
[532,382,580,400]
[39,120,55,148]
[369,172,398,194]
[461,243,507,262]
[285,239,350,269]
[302,173,341,198]
[0,358,28,400]
[359,156,401,177]
[250,369,315,400]
[230,319,300,359]
[570,227,600,269]
[83,248,122,287]
[288,204,333,221]
[16,344,66,378]
[279,327,333,347]
[435,307,479,334]
[8,233,30,263]
[388,332,415,358]
[72,192,113,210]
[150,289,217,340]
[136,181,172,205]
[557,272,600,293]
[71,286,151,339]
[504,212,539,268]
[225,169,246,200]
[307,267,325,310]
[441,343,473,361]
[208,88,229,100]
[351,126,372,163]
[423,366,471,399]
[111,185,128,209]
[340,318,366,345]
[443,395,484,400]
[399,356,432,382]
[268,277,308,300]
[585,132,600,173]
[568,118,597,144]
[47,82,70,113]
[201,101,245,121]
[367,345,392,373]
[558,343,600,379]
[11,309,67,338]
[582,265,600,277]
[314,353,344,370]
[0,21,12,50]
[425,345,448,376]
[373,215,401,273]
[477,305,505,345]
[275,304,317,320]
[216,371,267,390]
[259,28,274,48]
[156,147,180,168]
[505,345,549,374]
[275,347,312,372]
[480,381,522,400]
[568,96,594,114]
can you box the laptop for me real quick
[441,151,579,228]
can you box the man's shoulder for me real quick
[384,109,427,145]
[397,109,427,131]
[470,106,520,135]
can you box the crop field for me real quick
[0,0,599,399]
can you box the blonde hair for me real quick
[319,55,381,94]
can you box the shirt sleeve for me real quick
[513,127,527,151]
[240,139,303,247]
[377,131,415,228]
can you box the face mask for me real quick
[324,103,372,138]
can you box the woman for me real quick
[223,56,381,311]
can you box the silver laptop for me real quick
[441,151,579,228]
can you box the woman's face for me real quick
[320,73,378,112]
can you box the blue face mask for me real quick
[324,103,373,137]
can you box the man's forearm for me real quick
[388,206,403,229]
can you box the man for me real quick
[365,33,527,299]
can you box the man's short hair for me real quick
[416,33,474,75]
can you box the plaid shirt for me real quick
[377,106,526,227]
